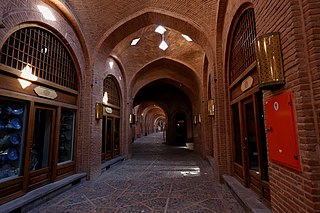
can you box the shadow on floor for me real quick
[26,132,246,213]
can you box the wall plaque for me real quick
[34,86,57,99]
[241,76,254,92]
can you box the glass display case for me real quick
[0,97,27,180]
[58,109,75,163]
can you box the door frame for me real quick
[24,103,57,190]
[102,116,113,161]
[231,92,269,200]
[241,96,261,191]
[173,111,187,146]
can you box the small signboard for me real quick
[106,107,112,114]
[34,86,57,99]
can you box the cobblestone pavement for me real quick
[28,132,246,213]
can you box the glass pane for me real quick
[245,102,259,171]
[58,109,75,163]
[30,109,53,171]
[0,97,27,180]
[106,119,112,152]
[114,118,120,150]
[232,104,242,165]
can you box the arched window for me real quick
[0,27,78,90]
[103,77,120,107]
[229,8,256,83]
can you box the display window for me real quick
[0,97,27,181]
[58,109,76,164]
[0,24,79,203]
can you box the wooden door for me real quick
[28,105,56,190]
[102,116,113,161]
[242,98,260,192]
[113,118,120,157]
[174,112,187,146]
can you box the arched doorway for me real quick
[227,7,269,201]
[101,76,121,162]
[174,111,187,146]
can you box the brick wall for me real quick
[215,0,320,211]
[254,0,320,212]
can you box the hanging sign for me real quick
[34,86,57,99]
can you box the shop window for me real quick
[0,27,78,90]
[230,9,256,83]
[0,97,27,180]
[58,109,76,163]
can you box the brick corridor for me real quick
[28,132,245,213]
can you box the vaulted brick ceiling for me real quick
[65,0,217,81]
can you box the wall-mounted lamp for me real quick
[193,115,197,125]
[208,99,215,116]
[255,32,285,89]
[129,114,136,125]
[95,103,103,120]
[193,114,201,125]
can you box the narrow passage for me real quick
[29,132,245,213]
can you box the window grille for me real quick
[230,9,256,83]
[103,77,120,107]
[0,27,78,90]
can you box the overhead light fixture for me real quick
[37,5,56,21]
[131,38,140,46]
[155,26,166,35]
[182,34,192,42]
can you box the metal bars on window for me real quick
[0,27,78,90]
[103,77,120,107]
[230,9,257,83]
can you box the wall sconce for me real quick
[208,99,215,116]
[198,114,201,124]
[95,103,103,120]
[255,32,285,89]
[129,114,136,125]
[193,115,197,125]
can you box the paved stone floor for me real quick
[28,132,246,213]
